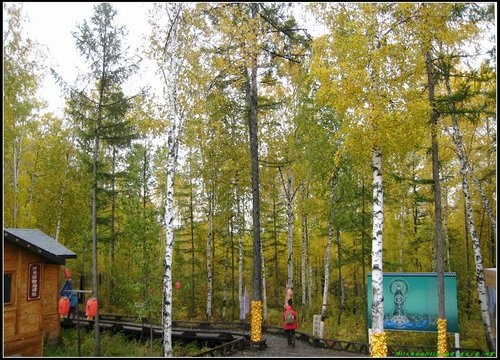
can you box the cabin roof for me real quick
[4,228,77,265]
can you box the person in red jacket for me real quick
[283,298,298,347]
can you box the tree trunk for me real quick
[260,244,268,321]
[162,4,184,356]
[110,146,117,308]
[426,50,447,356]
[319,176,337,339]
[206,191,214,320]
[399,204,405,272]
[55,151,70,242]
[469,163,497,242]
[361,177,369,344]
[223,228,229,321]
[91,99,103,356]
[301,188,308,319]
[163,142,176,357]
[26,146,40,224]
[336,228,344,326]
[190,177,196,317]
[236,175,244,321]
[247,2,263,343]
[285,166,294,288]
[272,178,280,309]
[442,184,452,272]
[444,73,495,351]
[370,147,386,357]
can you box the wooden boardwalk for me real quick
[226,333,366,357]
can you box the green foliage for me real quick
[5,2,495,353]
[44,329,159,357]
[44,328,209,357]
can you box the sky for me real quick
[12,2,325,118]
[15,2,152,117]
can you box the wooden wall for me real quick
[3,241,62,357]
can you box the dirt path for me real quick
[227,333,367,358]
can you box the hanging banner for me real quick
[28,263,42,300]
[60,278,74,297]
[367,272,458,333]
[240,285,250,321]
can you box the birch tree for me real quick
[205,190,214,320]
[147,3,188,356]
[438,44,496,350]
[3,3,44,228]
[300,184,313,312]
[444,73,496,352]
[310,3,428,355]
[406,2,495,352]
[319,174,338,339]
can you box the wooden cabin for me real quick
[3,228,77,357]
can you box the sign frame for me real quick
[367,272,459,333]
[28,262,42,301]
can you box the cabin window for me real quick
[4,273,13,304]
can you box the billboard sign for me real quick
[367,272,458,333]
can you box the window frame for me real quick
[3,271,16,305]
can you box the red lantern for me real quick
[86,297,98,318]
[64,268,72,279]
[175,281,181,290]
[59,297,70,316]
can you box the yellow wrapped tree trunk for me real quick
[437,318,447,357]
[250,301,263,342]
[370,331,388,357]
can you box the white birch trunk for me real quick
[236,177,244,318]
[163,147,176,357]
[12,128,23,227]
[319,223,333,339]
[399,205,405,272]
[161,3,185,356]
[371,147,384,334]
[469,166,497,241]
[223,229,229,321]
[336,229,345,324]
[26,149,39,224]
[305,188,313,307]
[260,244,267,321]
[55,151,70,242]
[286,168,294,288]
[301,184,311,309]
[446,82,495,350]
[206,192,213,320]
[442,185,452,272]
[319,178,337,339]
[238,224,244,314]
[307,249,313,307]
[301,205,307,316]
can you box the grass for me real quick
[43,328,209,357]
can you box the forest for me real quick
[3,2,496,356]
